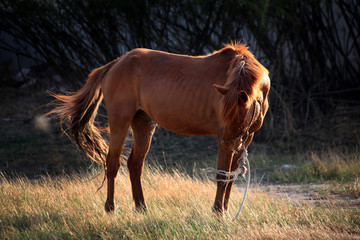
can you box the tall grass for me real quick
[0,167,359,240]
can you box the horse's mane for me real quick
[218,42,268,126]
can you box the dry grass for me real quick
[0,167,359,240]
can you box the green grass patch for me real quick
[270,150,360,184]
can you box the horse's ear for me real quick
[213,84,229,95]
[238,90,249,105]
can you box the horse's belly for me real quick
[155,118,215,135]
[142,105,218,136]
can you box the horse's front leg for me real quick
[212,143,234,214]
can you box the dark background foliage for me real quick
[0,0,359,158]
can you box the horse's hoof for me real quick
[105,201,115,213]
[134,204,147,213]
[212,205,224,217]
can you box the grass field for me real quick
[1,167,359,240]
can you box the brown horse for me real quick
[49,42,270,214]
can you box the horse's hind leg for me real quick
[105,114,133,213]
[128,111,156,212]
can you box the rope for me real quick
[232,156,250,221]
[202,150,248,182]
[202,149,251,220]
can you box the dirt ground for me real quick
[262,183,360,210]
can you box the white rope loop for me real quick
[202,149,248,182]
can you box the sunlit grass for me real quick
[0,167,359,240]
[269,149,360,184]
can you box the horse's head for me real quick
[214,71,270,152]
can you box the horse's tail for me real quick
[47,58,120,165]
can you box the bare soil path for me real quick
[262,183,360,209]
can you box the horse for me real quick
[48,42,270,215]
